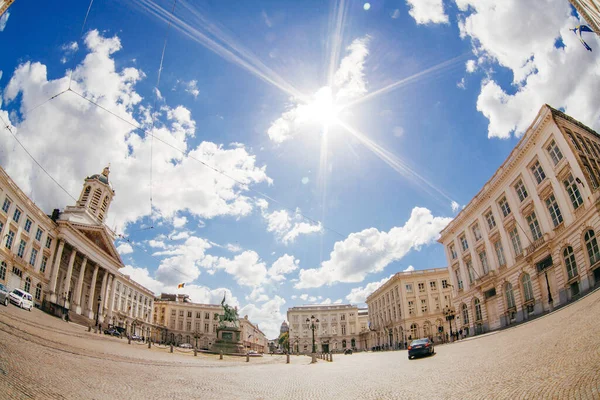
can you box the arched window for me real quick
[410,323,418,339]
[584,230,599,266]
[563,246,578,280]
[79,186,91,206]
[90,188,102,212]
[351,338,356,348]
[24,276,31,293]
[521,274,534,302]
[342,340,347,348]
[35,283,42,301]
[462,303,469,325]
[505,283,515,309]
[474,298,483,321]
[0,261,6,281]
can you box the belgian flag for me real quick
[177,283,185,289]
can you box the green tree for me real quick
[278,332,289,351]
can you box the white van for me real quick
[9,288,33,311]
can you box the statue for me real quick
[102,165,110,178]
[219,294,239,328]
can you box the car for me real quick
[9,288,33,311]
[179,343,193,349]
[104,328,121,337]
[0,283,9,306]
[131,334,142,341]
[408,338,435,360]
[247,350,262,357]
[344,348,353,355]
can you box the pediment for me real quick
[70,223,123,266]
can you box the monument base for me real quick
[211,327,245,355]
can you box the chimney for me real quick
[51,209,60,222]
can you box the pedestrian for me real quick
[404,341,407,349]
[459,329,463,339]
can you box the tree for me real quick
[278,332,289,352]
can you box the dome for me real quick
[88,174,109,185]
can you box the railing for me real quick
[525,237,545,255]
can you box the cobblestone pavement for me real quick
[1,290,600,399]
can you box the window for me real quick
[545,194,563,227]
[35,228,43,241]
[521,274,534,302]
[29,248,38,266]
[171,309,176,316]
[585,230,600,266]
[494,240,506,267]
[479,250,489,275]
[0,261,6,280]
[405,284,413,293]
[196,312,201,319]
[0,221,3,233]
[35,283,42,301]
[178,320,183,330]
[421,299,427,313]
[505,283,516,309]
[13,208,22,223]
[567,131,582,152]
[526,212,543,241]
[466,260,475,283]
[45,237,52,249]
[341,325,346,335]
[205,312,210,319]
[441,279,448,289]
[563,174,583,209]
[408,301,415,315]
[509,227,523,256]
[455,269,463,290]
[24,218,32,233]
[449,244,457,260]
[460,235,469,251]
[341,314,346,321]
[12,267,22,278]
[429,281,437,290]
[410,323,418,339]
[418,282,425,293]
[531,161,546,184]
[179,310,184,317]
[472,224,482,241]
[1,198,10,213]
[583,165,599,189]
[213,324,217,333]
[474,298,483,321]
[186,321,192,331]
[514,180,528,202]
[5,230,15,250]
[498,197,511,217]
[563,246,578,280]
[485,211,496,230]
[546,140,564,165]
[24,277,31,293]
[17,239,26,258]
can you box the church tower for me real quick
[76,166,115,223]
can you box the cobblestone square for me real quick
[1,288,599,399]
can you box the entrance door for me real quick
[322,344,329,353]
[486,297,500,330]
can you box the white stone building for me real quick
[569,0,600,32]
[240,315,268,353]
[439,105,600,335]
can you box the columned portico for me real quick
[98,270,108,323]
[63,248,77,309]
[108,275,117,323]
[87,265,99,320]
[49,239,65,303]
[74,257,88,315]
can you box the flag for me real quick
[571,25,595,52]
[177,283,185,289]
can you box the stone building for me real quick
[439,105,600,336]
[569,0,600,32]
[0,165,155,337]
[240,315,268,353]
[287,304,365,353]
[366,268,452,349]
[0,0,15,17]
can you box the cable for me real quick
[68,0,96,90]
[0,113,78,203]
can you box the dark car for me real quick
[408,338,434,359]
[344,348,353,355]
[104,328,121,337]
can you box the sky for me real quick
[1,0,599,338]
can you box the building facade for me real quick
[240,315,268,353]
[0,165,155,337]
[366,268,452,349]
[569,0,600,32]
[439,105,600,336]
[0,0,15,17]
[287,304,365,353]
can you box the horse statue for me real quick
[218,294,239,328]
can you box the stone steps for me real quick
[68,311,95,328]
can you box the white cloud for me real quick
[120,265,164,295]
[457,78,466,90]
[239,295,286,338]
[154,236,212,285]
[173,216,187,228]
[299,294,309,301]
[261,10,272,28]
[148,239,166,249]
[451,201,460,212]
[406,0,448,25]
[259,202,322,244]
[334,299,343,304]
[170,231,190,240]
[345,274,393,304]
[295,207,452,288]
[184,79,199,98]
[0,30,272,234]
[291,295,297,300]
[403,265,415,272]
[246,287,269,303]
[301,177,309,185]
[393,126,404,137]
[116,242,134,255]
[268,254,299,281]
[267,36,369,143]
[0,12,9,32]
[465,59,476,73]
[225,243,243,253]
[208,250,268,287]
[456,0,600,138]
[391,9,401,19]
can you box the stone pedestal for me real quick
[211,327,245,355]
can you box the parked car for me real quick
[408,338,434,360]
[344,348,353,355]
[104,328,121,337]
[0,283,9,306]
[131,334,142,341]
[9,289,33,311]
[247,351,262,357]
[179,343,193,349]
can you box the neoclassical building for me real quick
[0,165,155,337]
[439,105,600,335]
[287,304,366,353]
[240,315,268,353]
[366,268,452,348]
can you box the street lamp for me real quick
[95,295,101,327]
[306,315,319,354]
[443,306,456,342]
[543,270,553,304]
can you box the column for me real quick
[63,248,77,309]
[103,274,113,311]
[74,257,88,315]
[86,264,99,319]
[98,271,108,323]
[108,275,117,320]
[49,239,65,303]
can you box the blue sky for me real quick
[1,0,598,337]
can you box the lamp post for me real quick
[306,315,319,354]
[544,270,553,304]
[95,295,101,327]
[443,306,456,342]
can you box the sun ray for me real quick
[338,120,456,208]
[342,53,469,109]
[318,125,330,264]
[326,0,350,88]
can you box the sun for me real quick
[309,87,340,128]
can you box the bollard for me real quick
[246,353,250,362]
[311,353,317,363]
[148,340,151,349]
[330,353,333,362]
[286,353,290,364]
[220,351,223,360]
[128,336,131,345]
[194,348,197,356]
[88,326,92,332]
[170,344,173,353]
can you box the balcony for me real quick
[525,236,545,256]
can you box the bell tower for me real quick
[77,165,116,223]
